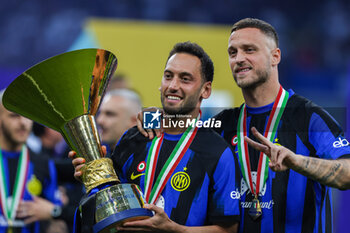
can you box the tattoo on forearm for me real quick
[297,157,346,188]
[320,162,341,182]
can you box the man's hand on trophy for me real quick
[136,107,164,140]
[116,204,181,232]
[68,146,107,181]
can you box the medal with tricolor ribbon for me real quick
[144,112,200,205]
[0,146,29,230]
[237,86,289,220]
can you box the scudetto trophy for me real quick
[3,49,153,232]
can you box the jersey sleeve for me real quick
[111,129,135,183]
[208,147,240,224]
[307,106,350,160]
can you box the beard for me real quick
[161,91,200,116]
[163,105,196,116]
[1,121,29,148]
[234,68,270,90]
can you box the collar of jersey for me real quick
[163,132,184,141]
[246,89,294,114]
[1,149,21,158]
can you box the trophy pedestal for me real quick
[93,208,152,233]
[83,183,153,233]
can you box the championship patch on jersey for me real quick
[131,161,146,180]
[231,135,238,146]
[171,171,190,192]
[26,175,42,196]
[137,161,146,172]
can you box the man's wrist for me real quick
[169,220,187,233]
[50,205,62,219]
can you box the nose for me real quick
[168,77,180,91]
[96,114,104,126]
[234,50,245,63]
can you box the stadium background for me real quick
[0,0,349,231]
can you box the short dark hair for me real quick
[33,122,46,137]
[167,41,214,83]
[231,18,279,47]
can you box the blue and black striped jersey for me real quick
[214,90,350,233]
[111,126,241,226]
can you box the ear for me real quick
[271,48,281,66]
[200,81,212,100]
[130,114,138,127]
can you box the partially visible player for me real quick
[0,90,62,233]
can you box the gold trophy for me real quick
[2,49,152,233]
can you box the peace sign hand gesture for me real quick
[244,127,297,172]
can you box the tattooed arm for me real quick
[245,127,350,190]
[292,155,350,190]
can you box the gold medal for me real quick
[248,195,262,221]
[7,219,13,233]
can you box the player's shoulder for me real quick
[283,93,344,136]
[287,93,323,110]
[191,127,233,156]
[112,126,150,158]
[214,107,241,121]
[213,107,241,133]
[286,93,331,119]
[118,126,151,145]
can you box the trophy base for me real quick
[88,183,153,233]
[93,208,153,233]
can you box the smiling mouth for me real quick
[166,95,182,101]
[235,67,252,74]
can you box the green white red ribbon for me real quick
[0,146,29,221]
[144,113,200,204]
[237,86,289,197]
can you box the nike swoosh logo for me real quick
[131,172,145,180]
